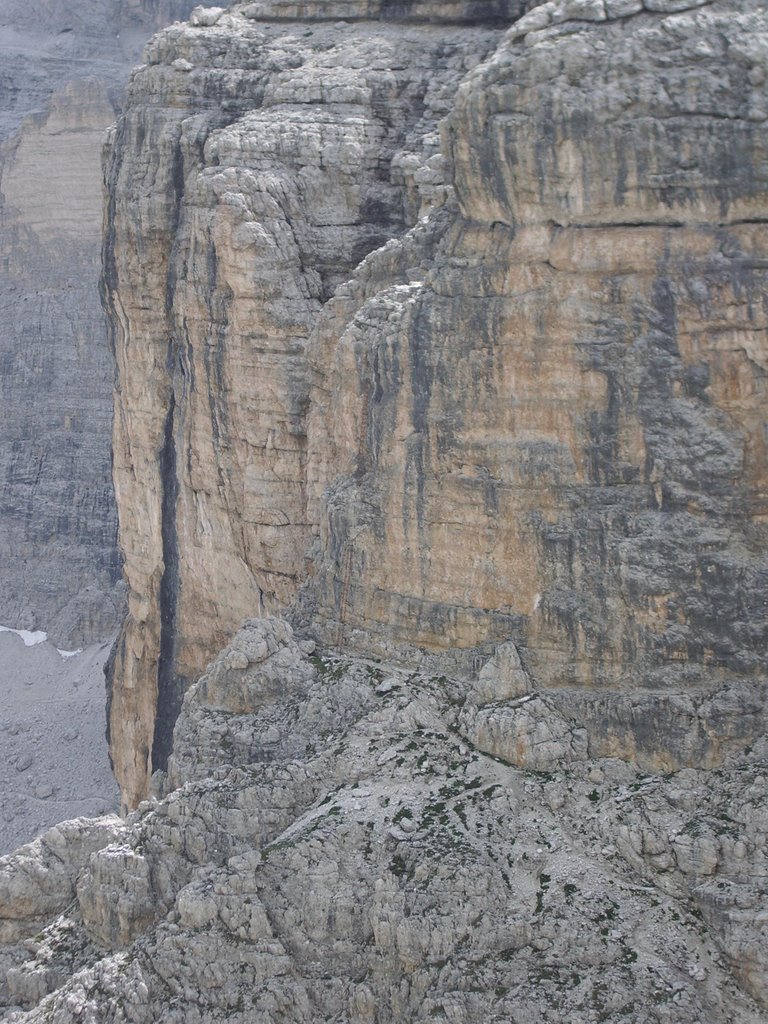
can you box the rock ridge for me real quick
[0,0,761,1016]
[0,621,766,1021]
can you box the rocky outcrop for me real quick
[0,0,221,647]
[1,623,765,1021]
[102,0,511,807]
[0,817,124,945]
[104,0,768,807]
[306,0,768,684]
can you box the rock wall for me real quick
[105,0,768,807]
[102,0,514,808]
[1,3,765,1015]
[0,0,220,647]
[306,0,768,686]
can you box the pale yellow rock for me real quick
[105,1,768,812]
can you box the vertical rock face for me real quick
[102,2,511,808]
[305,0,768,689]
[0,0,220,647]
[105,0,768,806]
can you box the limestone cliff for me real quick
[102,0,514,808]
[104,0,767,806]
[0,3,765,1018]
[0,0,220,646]
[306,0,768,688]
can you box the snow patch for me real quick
[0,624,48,646]
[0,624,82,659]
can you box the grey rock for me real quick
[0,635,120,859]
[0,0,222,647]
[1,628,765,1021]
[0,816,125,944]
[190,5,225,25]
[76,845,155,950]
[605,0,643,13]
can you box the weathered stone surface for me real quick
[306,0,768,692]
[76,845,155,951]
[459,693,590,769]
[459,681,768,772]
[3,3,761,1015]
[102,2,506,807]
[195,618,316,714]
[1,626,765,1021]
[103,0,768,808]
[0,817,124,944]
[238,0,531,20]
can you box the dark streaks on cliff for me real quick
[153,388,183,773]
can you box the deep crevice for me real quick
[153,389,183,773]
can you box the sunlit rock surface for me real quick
[102,0,508,807]
[104,0,767,806]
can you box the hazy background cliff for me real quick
[0,0,221,866]
[0,0,218,648]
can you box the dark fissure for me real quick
[153,389,183,772]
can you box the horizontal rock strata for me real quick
[105,0,768,808]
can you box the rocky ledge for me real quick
[0,619,766,1022]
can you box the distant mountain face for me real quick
[0,0,218,647]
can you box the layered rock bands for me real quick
[103,0,768,809]
[1,2,764,1018]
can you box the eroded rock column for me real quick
[104,3,507,806]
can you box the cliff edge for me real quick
[102,0,767,805]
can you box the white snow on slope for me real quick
[0,623,48,646]
[0,624,83,659]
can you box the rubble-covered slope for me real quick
[1,621,766,1022]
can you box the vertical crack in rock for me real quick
[153,389,183,773]
[104,0,768,807]
[103,6,509,803]
[0,0,219,649]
